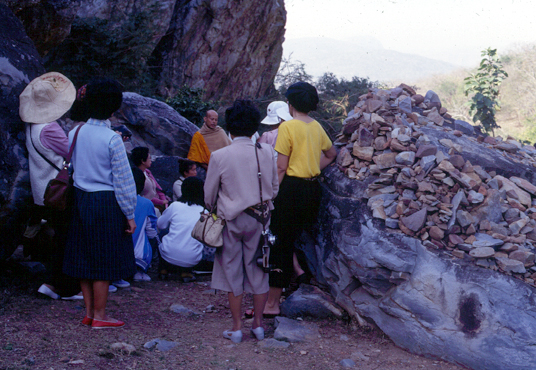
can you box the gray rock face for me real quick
[8,0,285,101]
[280,284,345,319]
[273,316,320,343]
[4,0,80,56]
[300,165,536,370]
[113,92,198,158]
[0,4,46,259]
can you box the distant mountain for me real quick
[282,37,461,83]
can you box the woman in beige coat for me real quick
[204,100,279,343]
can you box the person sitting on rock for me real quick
[172,159,197,202]
[131,146,170,215]
[187,110,231,170]
[131,166,159,282]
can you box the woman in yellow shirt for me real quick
[265,82,337,316]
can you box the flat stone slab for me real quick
[273,317,320,343]
[280,284,345,319]
[472,233,504,248]
[469,247,495,258]
[144,339,178,352]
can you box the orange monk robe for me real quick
[187,131,211,165]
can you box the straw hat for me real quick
[19,72,76,124]
[261,101,293,125]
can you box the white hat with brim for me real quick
[261,101,293,125]
[19,72,76,124]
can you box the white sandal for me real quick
[223,329,243,343]
[250,326,265,340]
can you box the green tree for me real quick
[166,86,216,127]
[463,48,508,135]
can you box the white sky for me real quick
[284,0,536,66]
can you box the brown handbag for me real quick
[43,124,84,211]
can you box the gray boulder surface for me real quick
[298,84,536,370]
[0,4,46,259]
[7,0,286,101]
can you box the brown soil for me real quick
[0,261,467,370]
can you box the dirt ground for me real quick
[0,261,467,370]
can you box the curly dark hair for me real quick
[83,77,123,120]
[179,177,204,207]
[225,100,261,137]
[131,147,149,167]
[285,81,319,113]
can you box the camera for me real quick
[256,231,276,273]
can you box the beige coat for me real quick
[204,137,279,221]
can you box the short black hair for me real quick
[179,177,204,207]
[285,81,319,113]
[131,147,149,167]
[178,159,196,177]
[84,77,123,120]
[131,166,146,195]
[225,100,261,137]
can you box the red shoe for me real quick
[81,316,93,326]
[91,318,125,329]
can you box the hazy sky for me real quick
[284,0,536,67]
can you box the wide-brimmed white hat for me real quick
[261,101,293,125]
[19,72,76,124]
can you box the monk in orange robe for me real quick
[187,110,231,170]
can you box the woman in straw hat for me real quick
[62,77,137,329]
[20,72,81,300]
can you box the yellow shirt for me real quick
[275,119,332,178]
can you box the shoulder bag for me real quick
[191,206,225,248]
[43,123,84,211]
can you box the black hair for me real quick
[285,81,319,113]
[84,77,123,120]
[179,177,204,207]
[225,100,261,137]
[178,159,196,177]
[131,147,149,167]
[131,166,146,195]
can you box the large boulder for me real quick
[3,0,80,56]
[8,0,286,101]
[299,84,536,369]
[150,0,286,100]
[0,4,45,259]
[308,166,536,370]
[111,92,199,158]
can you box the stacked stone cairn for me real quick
[335,83,536,287]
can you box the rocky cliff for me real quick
[4,0,286,101]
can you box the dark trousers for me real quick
[27,205,80,297]
[269,176,321,288]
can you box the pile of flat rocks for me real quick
[335,83,536,287]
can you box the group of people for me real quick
[20,71,336,339]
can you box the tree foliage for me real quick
[274,57,376,138]
[166,86,217,127]
[463,48,508,135]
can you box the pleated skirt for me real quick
[63,188,136,280]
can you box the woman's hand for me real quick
[125,218,136,234]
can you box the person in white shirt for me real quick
[157,177,205,282]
